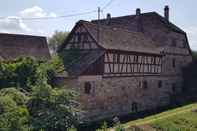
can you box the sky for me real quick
[0,0,197,50]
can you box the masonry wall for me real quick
[58,75,182,122]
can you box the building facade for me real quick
[58,6,193,122]
[0,33,50,60]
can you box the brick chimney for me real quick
[106,13,111,25]
[164,5,169,21]
[136,8,141,16]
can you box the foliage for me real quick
[0,94,29,131]
[0,57,37,90]
[28,84,78,131]
[0,56,78,130]
[0,57,56,91]
[0,88,29,106]
[48,55,65,74]
[112,117,125,131]
[192,50,197,60]
[48,30,69,53]
[96,121,109,131]
[114,125,125,131]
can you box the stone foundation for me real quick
[56,75,182,122]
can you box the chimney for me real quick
[106,13,111,25]
[164,5,169,21]
[136,8,141,16]
[136,8,143,32]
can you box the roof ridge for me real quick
[0,32,46,38]
[91,12,157,22]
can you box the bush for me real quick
[0,95,29,131]
[0,56,79,130]
[0,88,29,106]
[28,84,78,131]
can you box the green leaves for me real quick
[0,57,78,131]
[48,30,69,53]
[0,91,29,131]
[29,86,78,131]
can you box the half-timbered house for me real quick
[58,6,193,121]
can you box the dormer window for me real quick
[172,38,177,47]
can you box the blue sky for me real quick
[0,0,197,50]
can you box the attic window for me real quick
[84,82,91,94]
[172,38,177,47]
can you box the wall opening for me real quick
[132,102,138,112]
[84,82,91,94]
[143,80,148,89]
[158,80,162,88]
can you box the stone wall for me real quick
[58,75,182,122]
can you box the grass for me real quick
[119,103,197,130]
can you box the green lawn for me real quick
[120,103,197,131]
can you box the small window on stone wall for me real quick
[84,82,91,94]
[172,58,176,68]
[158,80,162,88]
[143,80,148,89]
[132,102,138,112]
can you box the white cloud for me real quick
[0,6,56,35]
[19,6,56,18]
[0,16,31,34]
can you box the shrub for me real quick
[0,95,29,131]
[28,84,78,131]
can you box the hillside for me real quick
[119,103,197,131]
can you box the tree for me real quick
[48,31,69,53]
[0,89,29,131]
[28,84,78,131]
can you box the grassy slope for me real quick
[121,103,197,130]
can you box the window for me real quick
[158,80,162,88]
[143,80,148,89]
[172,58,176,68]
[132,102,138,112]
[172,83,176,93]
[84,82,91,94]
